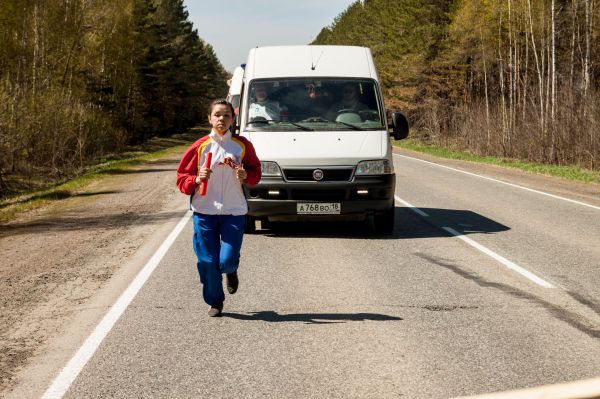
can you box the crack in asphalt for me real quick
[415,252,600,339]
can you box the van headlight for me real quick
[261,161,282,177]
[355,160,391,175]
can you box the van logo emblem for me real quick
[313,169,324,181]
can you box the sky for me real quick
[183,0,357,72]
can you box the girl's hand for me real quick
[236,164,247,184]
[196,167,212,184]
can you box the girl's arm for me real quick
[176,145,200,195]
[241,141,262,186]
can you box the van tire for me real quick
[245,215,256,234]
[373,207,395,235]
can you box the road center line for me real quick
[42,211,193,399]
[393,153,600,211]
[395,195,556,289]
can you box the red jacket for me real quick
[177,130,261,215]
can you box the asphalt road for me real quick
[49,152,600,398]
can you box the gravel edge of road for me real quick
[0,141,194,397]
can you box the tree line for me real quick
[0,0,228,196]
[314,0,599,170]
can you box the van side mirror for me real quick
[389,112,409,140]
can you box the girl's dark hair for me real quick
[208,99,235,116]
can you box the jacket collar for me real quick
[209,129,231,142]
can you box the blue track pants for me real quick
[192,213,245,306]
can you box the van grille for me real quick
[282,168,353,182]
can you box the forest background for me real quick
[1,0,599,200]
[314,0,599,173]
[0,0,227,198]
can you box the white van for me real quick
[227,64,244,117]
[228,45,409,234]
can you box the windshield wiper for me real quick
[248,119,313,131]
[335,121,366,131]
[248,118,276,124]
[286,121,313,131]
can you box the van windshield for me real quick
[245,79,385,131]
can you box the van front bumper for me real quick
[243,174,395,218]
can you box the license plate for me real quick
[297,203,341,215]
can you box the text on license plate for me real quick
[297,203,341,215]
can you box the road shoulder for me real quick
[0,147,191,396]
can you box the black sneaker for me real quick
[208,303,223,317]
[226,271,239,294]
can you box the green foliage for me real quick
[314,0,600,171]
[313,0,454,107]
[0,0,227,196]
[124,0,227,142]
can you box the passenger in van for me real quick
[249,83,284,122]
[327,83,369,121]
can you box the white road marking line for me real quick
[450,376,600,399]
[395,196,556,288]
[442,227,556,288]
[393,153,600,211]
[42,211,193,399]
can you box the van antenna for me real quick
[311,50,324,71]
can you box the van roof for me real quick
[245,45,377,80]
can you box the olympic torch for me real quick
[199,152,212,196]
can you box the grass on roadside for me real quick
[393,138,600,184]
[0,131,204,223]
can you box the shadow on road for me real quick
[258,206,510,240]
[416,252,600,339]
[222,311,403,324]
[0,210,184,237]
[96,159,180,175]
[0,190,121,209]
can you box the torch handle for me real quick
[199,152,212,196]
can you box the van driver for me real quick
[327,83,369,120]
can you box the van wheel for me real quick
[245,215,256,234]
[373,207,395,235]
